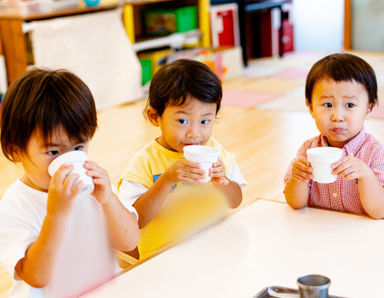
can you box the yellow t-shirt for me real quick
[119,138,236,260]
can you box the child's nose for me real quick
[331,106,344,121]
[186,126,200,138]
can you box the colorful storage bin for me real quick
[144,6,197,36]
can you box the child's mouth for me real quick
[331,128,345,134]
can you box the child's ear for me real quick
[146,107,160,127]
[367,102,375,114]
[11,147,22,162]
[306,98,315,116]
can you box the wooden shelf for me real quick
[133,29,201,52]
[0,4,119,21]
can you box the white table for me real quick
[85,200,384,298]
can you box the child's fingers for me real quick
[63,173,80,192]
[181,159,202,169]
[292,174,310,183]
[86,168,107,179]
[180,166,205,176]
[210,170,225,178]
[212,160,224,167]
[178,169,205,181]
[296,160,312,172]
[84,160,101,170]
[93,178,108,186]
[84,161,104,174]
[71,180,84,196]
[342,172,359,180]
[293,165,312,178]
[178,174,201,183]
[53,164,73,184]
[292,166,312,182]
[332,161,352,175]
[333,164,354,178]
[331,156,351,169]
[210,163,225,171]
[85,162,111,182]
[211,177,229,185]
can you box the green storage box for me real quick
[175,6,197,33]
[144,6,197,36]
[140,58,152,85]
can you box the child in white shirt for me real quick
[0,69,139,297]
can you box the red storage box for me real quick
[210,3,240,48]
[281,19,294,53]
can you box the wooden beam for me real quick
[0,19,27,84]
[344,0,351,50]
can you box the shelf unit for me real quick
[0,0,211,85]
[123,0,211,51]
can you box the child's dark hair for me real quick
[1,68,97,161]
[148,59,222,116]
[305,53,378,106]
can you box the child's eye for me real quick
[47,150,59,157]
[323,103,332,108]
[346,103,355,108]
[178,119,188,125]
[74,145,84,151]
[201,119,210,125]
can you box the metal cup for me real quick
[297,274,330,298]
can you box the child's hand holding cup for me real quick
[48,151,94,195]
[183,145,219,182]
[306,147,343,183]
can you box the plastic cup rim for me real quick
[307,147,343,163]
[48,151,88,176]
[183,145,219,162]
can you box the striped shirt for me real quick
[284,129,384,215]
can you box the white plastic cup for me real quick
[183,145,220,182]
[48,151,94,195]
[306,147,343,184]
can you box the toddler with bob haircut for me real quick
[284,53,384,218]
[118,59,247,260]
[0,68,139,297]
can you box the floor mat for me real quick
[222,52,384,120]
[222,90,278,107]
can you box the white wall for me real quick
[292,0,344,51]
[352,0,384,51]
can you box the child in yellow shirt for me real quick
[119,59,247,259]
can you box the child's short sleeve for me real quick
[111,184,139,220]
[0,201,40,279]
[367,143,384,187]
[226,161,247,187]
[119,153,154,190]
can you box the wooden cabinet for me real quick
[0,4,119,84]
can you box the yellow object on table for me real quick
[138,183,228,260]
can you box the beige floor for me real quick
[1,52,384,296]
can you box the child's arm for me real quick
[85,161,139,251]
[284,157,312,209]
[15,164,83,288]
[209,160,242,208]
[332,156,384,219]
[133,159,205,228]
